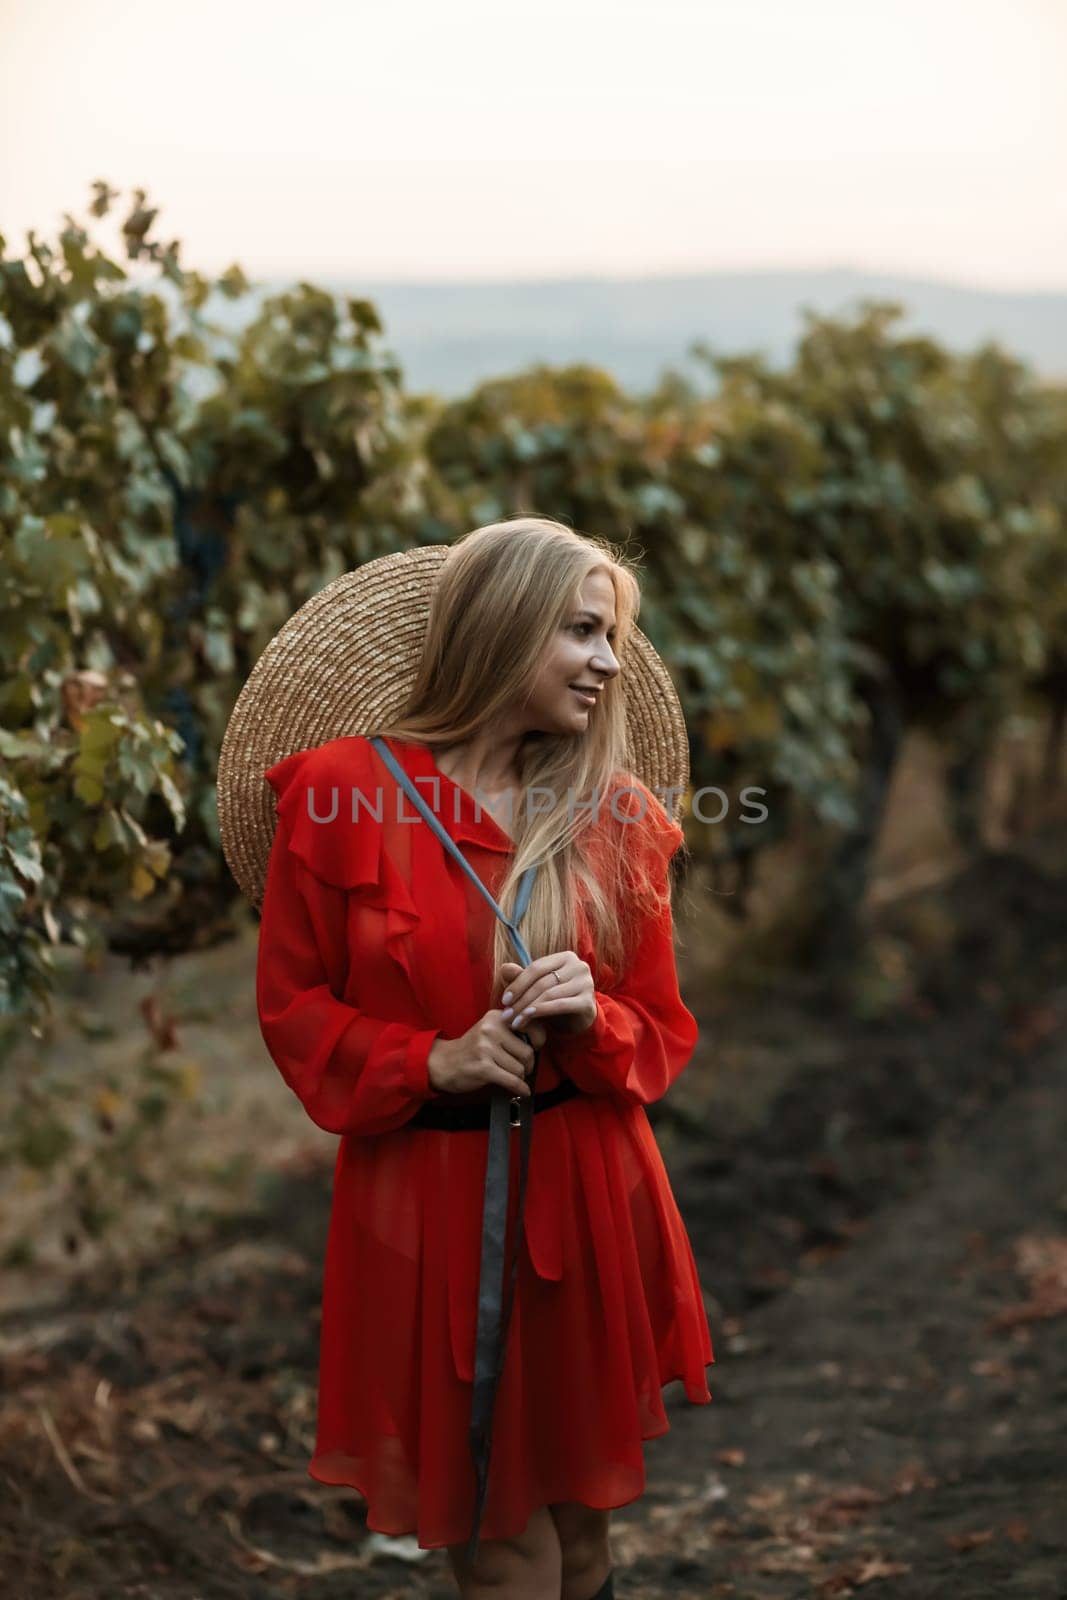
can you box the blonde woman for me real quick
[243,518,715,1599]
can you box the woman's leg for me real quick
[548,1501,614,1600]
[445,1503,562,1599]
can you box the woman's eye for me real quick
[571,622,617,642]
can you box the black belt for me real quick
[409,1072,581,1129]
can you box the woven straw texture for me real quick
[217,545,689,909]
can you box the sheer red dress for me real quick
[256,732,714,1549]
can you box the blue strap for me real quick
[369,736,537,965]
[367,734,545,1566]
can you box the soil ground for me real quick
[1,814,1064,1597]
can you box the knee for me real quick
[446,1503,562,1598]
[552,1505,612,1598]
[560,1546,613,1600]
[560,1528,610,1577]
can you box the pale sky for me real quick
[1,0,1064,289]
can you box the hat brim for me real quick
[217,544,690,908]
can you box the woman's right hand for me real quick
[428,1010,547,1098]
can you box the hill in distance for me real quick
[203,265,1067,399]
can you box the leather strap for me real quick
[368,738,553,1564]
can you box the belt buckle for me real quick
[508,1095,523,1128]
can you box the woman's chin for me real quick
[529,706,591,737]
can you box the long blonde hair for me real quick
[375,515,679,981]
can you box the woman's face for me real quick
[522,569,621,736]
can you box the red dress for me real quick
[256,732,714,1549]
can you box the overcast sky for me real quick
[1,0,1064,289]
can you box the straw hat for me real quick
[218,543,690,909]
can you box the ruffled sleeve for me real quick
[256,741,442,1137]
[263,738,384,893]
[549,780,697,1105]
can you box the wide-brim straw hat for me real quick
[218,543,689,909]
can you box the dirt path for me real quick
[629,1022,1067,1598]
[3,1027,1062,1599]
[1,847,1064,1598]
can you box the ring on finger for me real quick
[512,969,564,1027]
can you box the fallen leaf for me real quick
[947,1529,995,1552]
[989,1235,1067,1329]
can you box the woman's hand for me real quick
[497,953,598,1039]
[428,1007,547,1098]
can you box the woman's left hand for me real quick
[497,953,597,1038]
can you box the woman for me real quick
[248,518,714,1600]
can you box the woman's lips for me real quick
[570,687,596,707]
